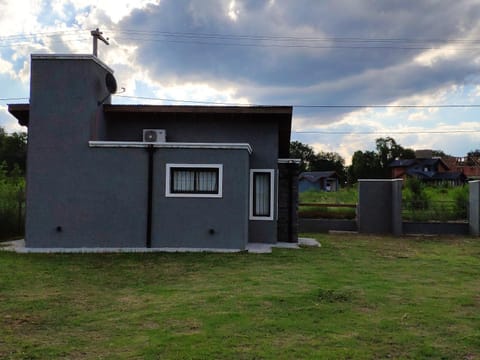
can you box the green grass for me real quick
[1,234,480,359]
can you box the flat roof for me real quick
[103,104,292,115]
[8,104,292,126]
[31,54,114,74]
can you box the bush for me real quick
[452,185,468,219]
[0,162,25,240]
[403,177,430,210]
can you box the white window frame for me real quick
[249,169,275,220]
[166,164,223,198]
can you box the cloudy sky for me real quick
[1,0,480,163]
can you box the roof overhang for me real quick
[7,103,29,127]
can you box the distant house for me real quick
[389,157,466,186]
[299,171,339,192]
[7,54,300,250]
[442,155,480,180]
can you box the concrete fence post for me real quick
[358,179,403,236]
[469,180,480,236]
[391,179,403,236]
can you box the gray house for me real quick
[8,54,299,250]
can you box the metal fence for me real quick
[299,202,357,220]
[402,199,468,222]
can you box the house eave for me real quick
[7,103,29,127]
[88,141,253,154]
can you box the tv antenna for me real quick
[90,28,109,57]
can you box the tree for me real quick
[310,151,347,184]
[289,141,317,173]
[347,150,382,183]
[0,128,27,175]
[289,141,347,183]
[432,150,448,158]
[375,137,414,173]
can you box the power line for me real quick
[4,28,480,51]
[115,94,480,109]
[105,28,480,51]
[293,130,480,135]
[4,28,480,46]
[109,28,480,45]
[3,94,480,110]
[0,97,29,101]
[115,94,251,106]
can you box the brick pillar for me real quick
[277,161,299,242]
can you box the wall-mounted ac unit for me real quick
[143,129,166,143]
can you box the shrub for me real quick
[0,162,25,240]
[452,185,468,219]
[404,177,430,210]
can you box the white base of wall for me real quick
[1,238,319,254]
[17,246,243,254]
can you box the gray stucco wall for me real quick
[358,179,402,235]
[25,55,287,248]
[26,56,147,247]
[105,114,279,169]
[151,148,250,249]
[105,110,281,245]
[469,180,480,236]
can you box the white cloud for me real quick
[0,106,24,133]
[414,46,459,67]
[155,82,249,105]
[68,0,161,24]
[228,0,240,21]
[0,0,43,36]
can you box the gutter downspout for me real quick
[146,145,155,248]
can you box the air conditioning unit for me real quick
[143,129,166,143]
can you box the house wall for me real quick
[104,111,281,245]
[391,168,406,179]
[104,114,279,169]
[27,55,148,247]
[151,148,250,249]
[299,180,322,192]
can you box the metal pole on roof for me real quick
[90,28,109,57]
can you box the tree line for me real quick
[290,137,416,185]
[0,127,27,177]
[0,128,27,239]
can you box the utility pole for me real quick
[90,28,109,57]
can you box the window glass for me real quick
[250,169,274,220]
[166,164,223,198]
[253,172,271,216]
[171,168,219,194]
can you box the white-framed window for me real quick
[166,164,223,198]
[249,169,275,220]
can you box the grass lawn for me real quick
[1,235,479,359]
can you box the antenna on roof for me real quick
[90,28,109,57]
